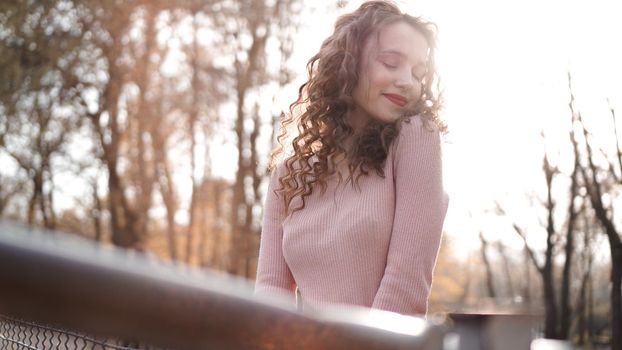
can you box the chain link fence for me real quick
[0,314,166,350]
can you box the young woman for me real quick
[254,1,449,317]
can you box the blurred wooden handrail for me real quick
[0,220,444,350]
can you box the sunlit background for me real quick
[203,0,622,264]
[1,0,621,345]
[278,0,622,258]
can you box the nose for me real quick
[394,72,415,90]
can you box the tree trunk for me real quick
[479,231,496,300]
[229,80,246,275]
[543,152,559,339]
[184,11,202,265]
[44,171,56,229]
[27,176,39,226]
[523,247,531,305]
[576,272,587,345]
[153,128,178,261]
[496,242,514,299]
[577,208,593,346]
[577,111,622,349]
[560,152,580,339]
[92,180,103,242]
[209,181,224,269]
[542,264,559,339]
[608,240,622,350]
[161,160,178,262]
[130,5,157,242]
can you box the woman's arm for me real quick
[371,116,449,317]
[254,164,297,304]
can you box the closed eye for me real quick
[382,61,397,69]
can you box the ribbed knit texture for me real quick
[254,115,449,317]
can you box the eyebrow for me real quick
[379,49,426,68]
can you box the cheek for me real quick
[366,65,391,90]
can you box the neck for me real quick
[345,108,370,132]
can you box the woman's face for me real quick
[349,21,429,129]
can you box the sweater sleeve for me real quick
[254,163,296,305]
[371,116,449,316]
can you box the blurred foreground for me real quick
[0,220,564,350]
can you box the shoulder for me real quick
[272,161,287,176]
[390,115,443,173]
[394,115,442,151]
[269,159,290,179]
[267,161,287,193]
[400,114,441,132]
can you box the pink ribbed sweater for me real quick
[254,115,449,317]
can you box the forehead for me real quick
[367,21,429,63]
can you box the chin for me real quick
[375,113,401,124]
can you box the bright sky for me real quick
[411,0,621,256]
[245,0,622,258]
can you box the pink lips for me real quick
[383,93,407,107]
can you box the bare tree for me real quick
[209,0,301,277]
[495,241,515,299]
[496,115,583,339]
[479,231,497,299]
[559,74,583,339]
[575,202,595,346]
[1,0,305,278]
[0,1,90,229]
[86,1,142,248]
[84,0,181,248]
[179,5,227,264]
[496,149,561,339]
[568,71,622,349]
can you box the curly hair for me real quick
[268,0,446,217]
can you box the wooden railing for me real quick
[0,221,447,350]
